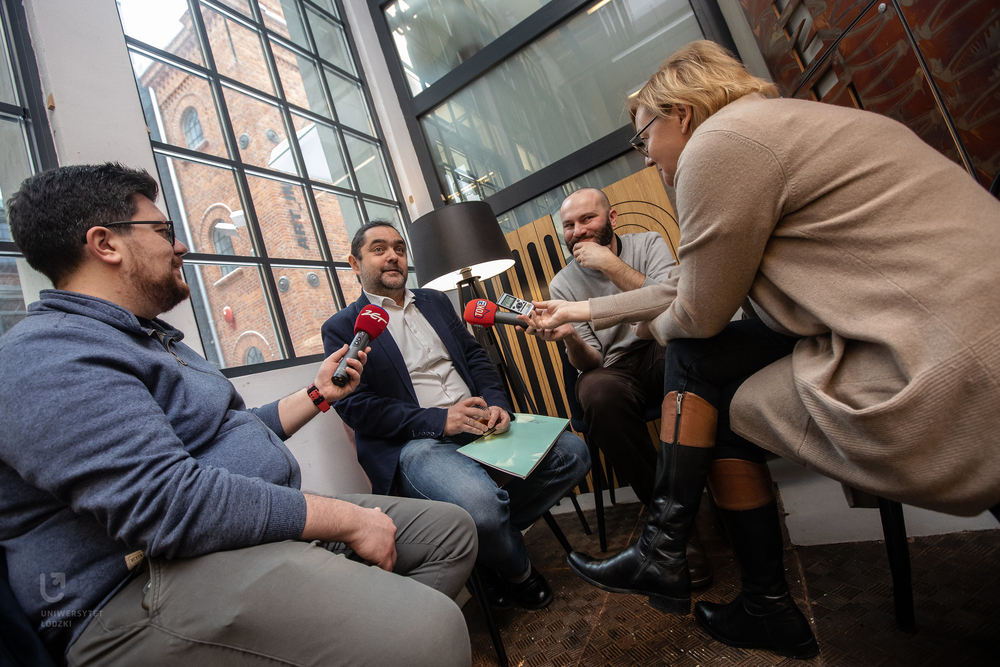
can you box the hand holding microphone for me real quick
[332,304,389,386]
[463,298,526,328]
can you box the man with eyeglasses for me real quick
[0,163,477,667]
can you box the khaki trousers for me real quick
[67,495,477,667]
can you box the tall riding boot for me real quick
[567,391,717,614]
[695,459,818,659]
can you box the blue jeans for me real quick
[396,431,590,579]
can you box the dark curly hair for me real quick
[7,163,159,286]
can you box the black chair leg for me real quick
[877,497,916,632]
[568,492,591,535]
[542,511,573,554]
[606,460,617,506]
[587,436,608,552]
[468,567,509,667]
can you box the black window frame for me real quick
[120,0,411,377]
[366,0,736,216]
[0,0,58,261]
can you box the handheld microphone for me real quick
[331,304,389,386]
[463,299,525,328]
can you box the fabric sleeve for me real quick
[550,272,602,357]
[638,233,677,288]
[0,327,306,559]
[592,129,786,344]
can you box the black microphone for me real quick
[332,304,389,386]
[463,299,524,328]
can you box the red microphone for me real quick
[464,299,525,328]
[332,304,389,386]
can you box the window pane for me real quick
[0,119,33,242]
[270,265,338,355]
[293,115,351,188]
[214,0,252,18]
[325,68,373,136]
[421,0,703,202]
[314,189,361,262]
[0,257,28,336]
[384,0,551,95]
[116,0,205,69]
[182,261,284,368]
[263,0,309,49]
[245,175,323,260]
[0,17,18,106]
[272,41,331,117]
[223,86,297,174]
[306,7,355,75]
[132,53,230,160]
[201,4,275,95]
[154,155,257,257]
[345,134,392,199]
[338,267,361,305]
[310,0,341,21]
[496,151,648,233]
[363,200,402,228]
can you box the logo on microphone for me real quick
[361,309,388,325]
[473,300,489,320]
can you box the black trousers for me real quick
[576,341,664,506]
[662,318,800,462]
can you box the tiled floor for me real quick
[465,498,1000,666]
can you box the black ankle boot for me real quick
[694,501,818,659]
[567,392,716,615]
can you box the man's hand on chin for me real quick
[573,241,614,271]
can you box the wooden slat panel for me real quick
[480,168,677,488]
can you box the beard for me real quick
[567,216,614,253]
[359,260,407,295]
[126,260,191,315]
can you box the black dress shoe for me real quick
[567,547,690,615]
[472,567,513,612]
[508,567,553,610]
[695,593,818,659]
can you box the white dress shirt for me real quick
[364,290,473,410]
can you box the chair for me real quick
[1,551,58,667]
[558,344,661,552]
[842,486,915,632]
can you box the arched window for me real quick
[212,220,236,276]
[245,346,264,365]
[182,107,204,148]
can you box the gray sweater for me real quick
[549,232,675,367]
[0,291,308,655]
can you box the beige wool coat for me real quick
[590,95,1000,516]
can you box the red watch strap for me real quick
[307,384,330,412]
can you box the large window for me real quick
[118,0,408,372]
[371,0,735,225]
[0,0,57,338]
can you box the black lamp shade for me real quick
[409,201,515,291]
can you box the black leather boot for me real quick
[694,499,818,659]
[567,391,716,615]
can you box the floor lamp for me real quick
[409,201,536,412]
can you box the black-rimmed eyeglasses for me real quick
[82,221,176,246]
[628,116,658,157]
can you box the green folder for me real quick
[457,413,569,481]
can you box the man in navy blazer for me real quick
[322,221,590,611]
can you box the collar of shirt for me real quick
[362,289,472,409]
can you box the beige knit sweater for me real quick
[590,95,1000,516]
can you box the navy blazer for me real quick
[320,289,511,494]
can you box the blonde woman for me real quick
[527,41,1000,659]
